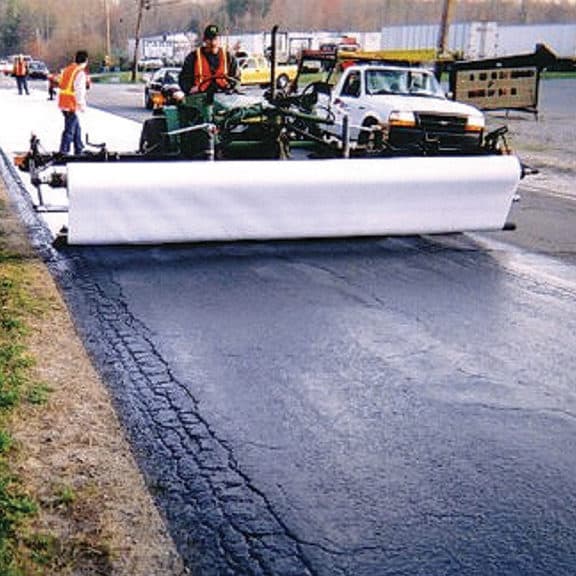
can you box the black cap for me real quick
[203,24,219,40]
[75,50,88,64]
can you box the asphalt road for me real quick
[60,233,576,576]
[10,78,576,574]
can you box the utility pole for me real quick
[437,0,455,57]
[105,0,111,68]
[380,0,390,27]
[519,0,528,23]
[131,0,146,83]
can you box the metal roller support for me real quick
[66,155,521,245]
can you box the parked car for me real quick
[237,55,297,89]
[28,60,49,80]
[144,67,182,109]
[138,58,164,72]
[0,59,12,75]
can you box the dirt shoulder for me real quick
[0,182,186,574]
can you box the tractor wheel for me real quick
[139,116,167,154]
[144,90,153,110]
[276,74,289,90]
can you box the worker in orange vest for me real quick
[179,24,239,96]
[12,55,29,95]
[58,50,89,155]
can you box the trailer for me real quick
[449,44,557,115]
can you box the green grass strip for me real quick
[0,202,45,575]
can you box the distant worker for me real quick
[47,71,60,100]
[13,55,29,95]
[58,50,89,156]
[179,24,239,95]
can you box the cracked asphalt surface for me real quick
[47,233,576,576]
[3,78,576,574]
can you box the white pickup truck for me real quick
[307,64,486,154]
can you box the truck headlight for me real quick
[466,114,485,132]
[389,111,416,128]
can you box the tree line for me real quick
[1,0,575,70]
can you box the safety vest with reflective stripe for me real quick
[13,58,27,77]
[58,63,83,112]
[193,47,228,92]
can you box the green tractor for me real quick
[138,78,306,161]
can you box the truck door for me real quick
[334,70,363,130]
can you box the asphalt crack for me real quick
[51,250,321,575]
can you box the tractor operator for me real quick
[179,24,239,95]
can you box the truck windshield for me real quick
[365,69,445,98]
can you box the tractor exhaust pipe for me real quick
[342,115,350,158]
[270,25,279,101]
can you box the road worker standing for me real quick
[58,50,89,155]
[13,55,29,95]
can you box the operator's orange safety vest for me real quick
[13,58,27,77]
[57,63,83,112]
[193,47,228,92]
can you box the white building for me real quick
[129,32,195,65]
[380,22,576,59]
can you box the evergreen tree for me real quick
[1,0,22,55]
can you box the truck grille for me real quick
[416,113,468,134]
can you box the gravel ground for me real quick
[0,181,187,575]
[486,77,575,199]
[482,77,576,255]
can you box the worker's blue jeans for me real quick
[15,76,29,95]
[60,111,83,155]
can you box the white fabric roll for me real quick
[67,155,521,245]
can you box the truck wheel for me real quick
[139,116,167,154]
[358,119,381,152]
